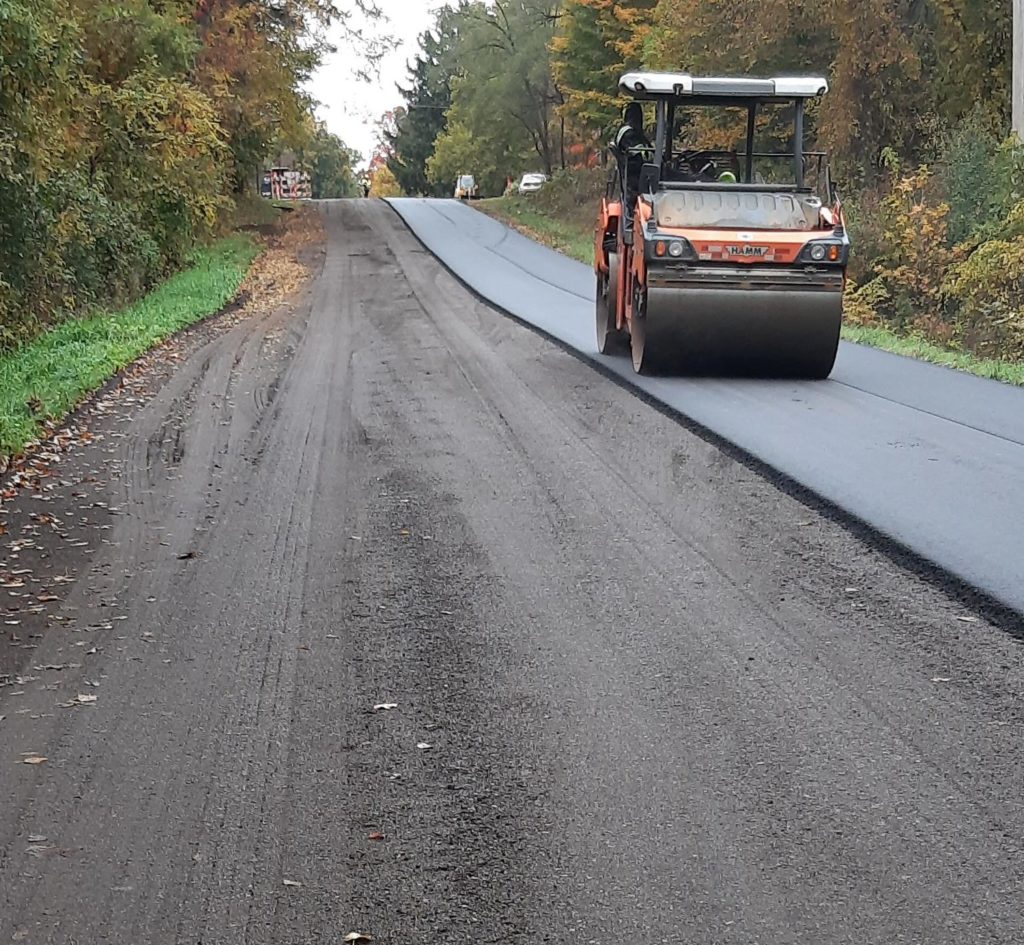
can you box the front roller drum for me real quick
[631,285,842,379]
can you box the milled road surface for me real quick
[1,200,1022,944]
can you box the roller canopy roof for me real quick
[619,72,828,103]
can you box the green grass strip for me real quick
[0,235,259,457]
[840,323,1024,385]
[478,198,593,264]
[479,198,1024,386]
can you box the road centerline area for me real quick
[1,200,1022,945]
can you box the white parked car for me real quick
[517,173,548,194]
[454,174,479,200]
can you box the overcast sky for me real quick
[305,1,448,168]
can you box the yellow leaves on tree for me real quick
[646,0,936,175]
[551,0,657,136]
[192,2,313,188]
[368,165,403,199]
[872,168,954,326]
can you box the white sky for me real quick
[305,1,448,169]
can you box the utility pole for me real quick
[1015,0,1024,137]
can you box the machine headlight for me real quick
[649,236,694,261]
[802,240,847,265]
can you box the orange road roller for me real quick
[595,73,849,378]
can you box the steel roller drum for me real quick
[634,284,842,378]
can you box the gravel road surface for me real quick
[1,200,1022,945]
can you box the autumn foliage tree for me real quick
[0,0,360,350]
[551,0,656,137]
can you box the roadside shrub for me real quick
[843,186,887,284]
[0,65,227,353]
[943,229,1024,359]
[847,155,1024,362]
[938,109,1024,246]
[857,166,955,330]
[521,165,606,231]
[844,278,888,328]
[0,169,167,351]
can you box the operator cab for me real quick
[608,72,839,237]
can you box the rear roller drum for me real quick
[596,252,628,355]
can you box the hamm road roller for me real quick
[595,73,849,377]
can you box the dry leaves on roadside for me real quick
[21,756,47,765]
[235,207,324,319]
[344,934,373,943]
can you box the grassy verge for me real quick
[478,197,593,264]
[0,236,259,457]
[478,196,1024,386]
[840,323,1024,384]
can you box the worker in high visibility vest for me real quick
[612,102,652,158]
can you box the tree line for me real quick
[386,0,1012,194]
[0,0,362,350]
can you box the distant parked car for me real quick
[517,172,548,194]
[454,174,479,200]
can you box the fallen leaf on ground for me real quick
[416,742,432,750]
[956,616,979,624]
[344,934,372,943]
[368,832,385,841]
[282,879,302,887]
[76,694,97,704]
[372,703,397,712]
[932,676,952,683]
[21,756,47,765]
[176,551,196,560]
